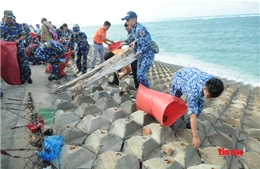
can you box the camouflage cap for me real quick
[4,10,14,18]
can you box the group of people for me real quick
[1,10,225,149]
[102,11,224,150]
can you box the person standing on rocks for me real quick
[170,67,224,149]
[69,24,90,74]
[121,11,154,89]
[91,21,114,69]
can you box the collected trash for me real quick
[36,135,64,161]
[27,117,45,133]
[39,108,55,125]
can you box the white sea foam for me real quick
[155,53,260,87]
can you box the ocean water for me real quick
[81,14,260,87]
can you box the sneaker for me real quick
[27,78,33,84]
[32,60,37,65]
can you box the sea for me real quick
[80,14,260,87]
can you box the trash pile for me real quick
[1,92,63,169]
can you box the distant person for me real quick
[56,26,64,40]
[91,21,114,69]
[1,10,33,84]
[62,23,72,40]
[40,18,54,42]
[170,67,224,149]
[70,24,90,74]
[35,24,41,40]
[122,11,154,88]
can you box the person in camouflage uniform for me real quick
[36,40,68,81]
[122,11,154,88]
[0,10,32,84]
[70,24,90,74]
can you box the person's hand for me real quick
[15,39,20,44]
[130,41,135,48]
[134,52,140,58]
[192,136,200,149]
[111,40,114,44]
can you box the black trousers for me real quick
[131,60,139,89]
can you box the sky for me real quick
[1,0,259,27]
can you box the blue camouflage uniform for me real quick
[36,40,66,80]
[130,22,155,88]
[22,23,32,46]
[55,29,64,40]
[63,29,72,39]
[0,20,32,83]
[70,27,90,74]
[170,67,214,127]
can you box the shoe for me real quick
[48,76,57,81]
[37,62,42,65]
[21,79,26,84]
[27,78,33,84]
[32,61,37,65]
[108,81,119,86]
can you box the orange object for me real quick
[0,40,21,85]
[45,50,72,76]
[29,32,38,39]
[108,41,122,51]
[136,84,187,127]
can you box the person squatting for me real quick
[35,40,70,81]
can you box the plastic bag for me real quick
[0,40,21,85]
[36,135,64,161]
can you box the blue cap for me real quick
[73,24,80,32]
[4,10,14,19]
[121,11,137,20]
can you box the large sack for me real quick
[45,50,72,76]
[108,41,122,51]
[0,40,21,85]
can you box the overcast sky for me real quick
[1,0,259,27]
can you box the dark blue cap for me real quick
[121,11,137,20]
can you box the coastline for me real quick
[1,46,260,169]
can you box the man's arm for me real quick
[190,113,200,149]
[15,35,26,44]
[101,34,114,44]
